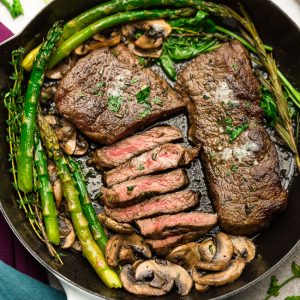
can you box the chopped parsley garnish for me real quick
[231,164,238,173]
[232,63,238,70]
[223,117,249,143]
[139,108,152,119]
[203,94,210,100]
[127,186,135,193]
[96,82,106,88]
[130,78,139,84]
[137,164,145,170]
[152,97,163,106]
[136,85,151,104]
[108,95,123,113]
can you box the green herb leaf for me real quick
[127,186,135,193]
[137,164,145,170]
[159,49,177,81]
[291,261,300,277]
[108,95,123,113]
[231,164,238,173]
[285,297,300,300]
[229,123,249,143]
[152,97,163,106]
[136,86,151,104]
[139,108,152,119]
[267,275,280,297]
[260,85,278,124]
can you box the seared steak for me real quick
[101,169,188,208]
[146,232,203,256]
[103,143,199,186]
[104,190,199,222]
[175,41,287,235]
[136,212,217,239]
[92,126,183,169]
[55,45,185,144]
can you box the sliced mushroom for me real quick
[58,216,76,249]
[193,257,246,286]
[229,235,256,262]
[118,246,137,265]
[71,239,82,252]
[196,232,234,271]
[40,86,57,103]
[105,233,152,268]
[61,131,77,155]
[120,264,173,296]
[198,238,216,262]
[55,120,76,141]
[45,55,76,79]
[128,42,162,58]
[44,115,59,127]
[73,134,89,156]
[135,259,193,296]
[98,212,134,234]
[47,160,57,184]
[195,283,210,293]
[53,179,63,208]
[166,242,201,270]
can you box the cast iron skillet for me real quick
[0,0,300,299]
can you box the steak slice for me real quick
[55,45,185,144]
[136,212,217,239]
[146,232,203,257]
[104,190,199,222]
[101,169,188,208]
[103,143,199,187]
[92,126,183,169]
[175,41,287,235]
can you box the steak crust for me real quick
[55,45,185,144]
[175,41,287,235]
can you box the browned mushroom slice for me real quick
[198,238,216,262]
[44,115,59,127]
[193,257,246,286]
[135,260,193,296]
[195,283,210,293]
[97,212,134,234]
[71,239,82,252]
[73,134,89,156]
[47,160,58,184]
[105,233,152,268]
[61,131,77,155]
[196,232,233,271]
[45,55,76,79]
[120,264,173,296]
[127,43,162,58]
[166,242,201,271]
[53,179,63,208]
[229,235,256,262]
[40,86,57,102]
[58,216,76,249]
[55,119,76,141]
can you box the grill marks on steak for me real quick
[103,143,199,187]
[101,169,188,208]
[92,126,183,169]
[175,41,287,235]
[104,190,199,222]
[55,45,185,144]
[136,212,218,239]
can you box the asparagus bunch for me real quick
[38,115,122,288]
[68,158,108,252]
[17,21,63,193]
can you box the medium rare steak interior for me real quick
[175,41,287,235]
[55,45,185,144]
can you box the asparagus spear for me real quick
[37,115,122,288]
[0,0,23,18]
[68,158,108,252]
[34,134,60,245]
[48,8,195,69]
[17,21,63,193]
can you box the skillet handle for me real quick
[56,276,103,300]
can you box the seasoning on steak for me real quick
[104,190,199,222]
[92,126,183,169]
[146,232,204,257]
[136,212,218,239]
[55,45,185,144]
[101,169,188,208]
[103,143,199,187]
[175,41,287,235]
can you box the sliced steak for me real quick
[104,190,199,222]
[136,212,217,239]
[55,45,185,144]
[146,232,204,257]
[92,126,183,169]
[175,41,287,235]
[103,143,199,186]
[101,169,188,208]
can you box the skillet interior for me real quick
[0,0,300,299]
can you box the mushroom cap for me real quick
[198,238,216,262]
[135,259,193,296]
[120,264,173,296]
[196,232,234,271]
[105,233,152,268]
[128,43,162,58]
[58,216,76,249]
[53,179,63,208]
[229,235,256,262]
[97,212,134,234]
[193,257,246,286]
